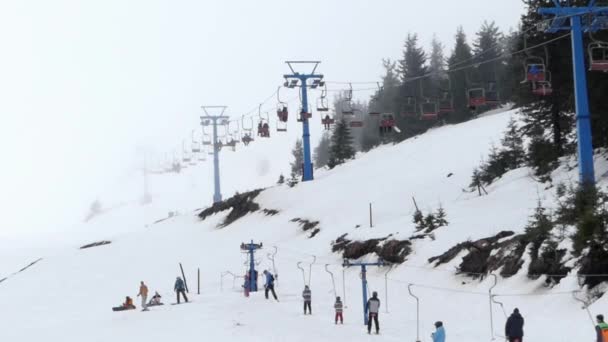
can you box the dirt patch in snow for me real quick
[80,241,112,249]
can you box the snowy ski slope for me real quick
[1,108,606,342]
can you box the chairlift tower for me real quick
[538,0,608,184]
[240,240,263,292]
[200,106,229,203]
[283,61,325,182]
[343,259,385,325]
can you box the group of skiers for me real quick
[112,277,187,312]
[114,270,608,341]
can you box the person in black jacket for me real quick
[505,308,524,342]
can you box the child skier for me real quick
[334,296,344,324]
[302,285,312,315]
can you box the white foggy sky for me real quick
[0,0,525,236]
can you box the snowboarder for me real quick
[596,314,608,342]
[366,291,381,334]
[174,276,189,304]
[263,270,278,301]
[302,285,312,315]
[505,308,524,342]
[137,281,149,311]
[112,296,136,311]
[431,321,446,342]
[334,296,344,324]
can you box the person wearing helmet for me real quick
[174,276,188,304]
[366,291,381,334]
[432,321,446,342]
[302,285,312,315]
[334,296,344,324]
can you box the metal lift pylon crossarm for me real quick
[342,259,385,325]
[240,240,263,293]
[283,61,325,182]
[200,105,229,204]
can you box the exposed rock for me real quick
[291,218,321,238]
[198,189,263,227]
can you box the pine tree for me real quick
[524,200,554,256]
[413,209,424,230]
[397,33,429,139]
[448,27,474,122]
[328,118,356,169]
[287,171,299,188]
[424,213,437,232]
[480,144,507,184]
[428,34,446,97]
[434,205,449,227]
[472,21,504,91]
[290,139,304,178]
[500,118,525,169]
[314,132,331,168]
[277,174,285,185]
[412,209,426,230]
[469,168,487,196]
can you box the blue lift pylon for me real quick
[240,240,263,293]
[538,1,608,185]
[343,259,386,325]
[200,106,229,203]
[283,61,325,182]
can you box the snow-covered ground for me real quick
[1,108,605,342]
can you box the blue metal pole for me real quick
[250,241,256,292]
[570,16,596,184]
[212,119,222,203]
[361,265,368,325]
[301,78,314,181]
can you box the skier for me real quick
[257,122,263,137]
[366,291,381,334]
[174,276,189,304]
[334,296,344,324]
[431,321,446,342]
[243,271,250,297]
[137,281,149,311]
[263,270,278,301]
[505,308,524,342]
[302,285,312,315]
[596,314,608,342]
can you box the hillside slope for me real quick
[1,108,606,342]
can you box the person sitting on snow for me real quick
[150,291,162,305]
[123,296,135,309]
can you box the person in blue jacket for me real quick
[263,270,278,301]
[174,276,188,304]
[432,321,446,342]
